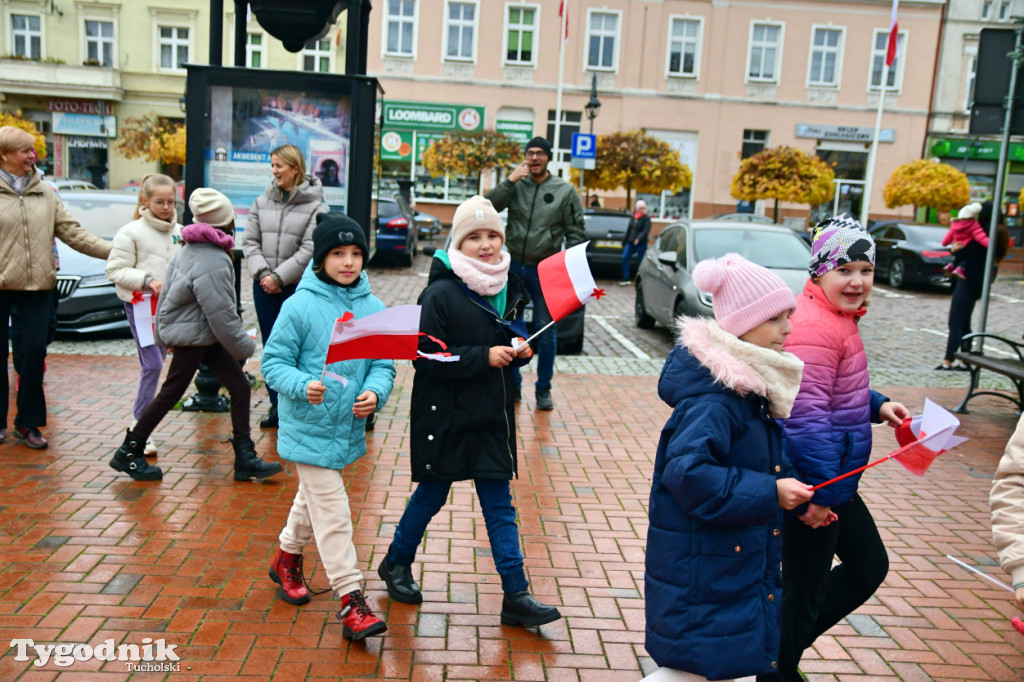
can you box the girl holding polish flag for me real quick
[261,211,396,642]
[377,196,562,628]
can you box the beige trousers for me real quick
[278,462,362,596]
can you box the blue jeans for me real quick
[622,241,647,281]
[509,259,555,393]
[388,477,529,593]
[253,281,298,407]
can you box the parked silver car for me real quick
[634,220,811,330]
[55,191,138,335]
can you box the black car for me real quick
[54,191,139,335]
[583,208,632,275]
[869,221,953,289]
[374,196,417,266]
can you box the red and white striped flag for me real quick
[325,305,422,364]
[559,0,569,44]
[537,242,604,321]
[885,0,899,67]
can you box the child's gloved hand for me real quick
[353,390,377,418]
[776,478,814,510]
[306,380,326,405]
[512,337,532,359]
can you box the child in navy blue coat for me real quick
[644,254,813,681]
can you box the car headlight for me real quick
[698,290,713,308]
[77,274,113,288]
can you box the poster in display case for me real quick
[184,65,381,248]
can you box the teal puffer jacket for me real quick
[261,265,396,469]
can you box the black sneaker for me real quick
[535,390,554,411]
[260,405,279,429]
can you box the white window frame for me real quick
[806,25,844,89]
[867,28,907,93]
[246,32,264,69]
[382,0,417,59]
[585,8,621,73]
[502,2,540,67]
[299,37,333,72]
[746,20,784,84]
[443,0,478,63]
[983,1,994,20]
[151,9,195,74]
[665,15,703,79]
[999,1,1012,20]
[9,12,43,60]
[81,18,116,67]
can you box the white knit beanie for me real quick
[449,195,504,249]
[188,187,235,227]
[957,202,982,220]
[692,253,797,337]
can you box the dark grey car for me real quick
[55,191,139,335]
[634,220,811,330]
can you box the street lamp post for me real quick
[583,73,601,205]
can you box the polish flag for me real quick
[325,305,422,364]
[559,0,569,43]
[537,242,604,321]
[885,0,899,67]
[131,291,159,348]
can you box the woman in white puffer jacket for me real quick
[105,173,182,455]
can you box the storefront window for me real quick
[639,190,690,221]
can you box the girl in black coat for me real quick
[376,196,562,628]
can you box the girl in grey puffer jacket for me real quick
[108,188,283,484]
[242,144,326,428]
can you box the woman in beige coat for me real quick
[0,125,111,449]
[991,412,1024,610]
[241,144,325,428]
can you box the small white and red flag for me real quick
[537,241,604,321]
[885,0,899,67]
[559,0,569,43]
[325,305,422,364]
[130,291,159,348]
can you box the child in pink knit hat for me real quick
[643,253,813,681]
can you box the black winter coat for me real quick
[410,257,531,482]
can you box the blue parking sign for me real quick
[571,133,596,159]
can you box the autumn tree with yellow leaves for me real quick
[731,146,835,223]
[117,113,186,166]
[420,130,522,182]
[0,112,47,160]
[883,159,969,214]
[570,130,691,210]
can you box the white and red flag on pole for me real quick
[537,241,604,321]
[325,305,422,363]
[559,0,569,43]
[885,0,899,67]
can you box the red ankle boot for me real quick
[336,590,387,641]
[268,548,311,605]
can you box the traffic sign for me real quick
[571,132,596,159]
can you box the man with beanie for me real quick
[486,136,585,410]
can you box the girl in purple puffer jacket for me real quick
[760,214,909,682]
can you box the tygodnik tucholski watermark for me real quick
[9,637,180,671]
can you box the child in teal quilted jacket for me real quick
[262,212,396,642]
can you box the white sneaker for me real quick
[618,280,631,286]
[144,437,157,456]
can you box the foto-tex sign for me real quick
[382,101,485,132]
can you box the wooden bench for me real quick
[953,333,1024,414]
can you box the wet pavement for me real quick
[2,246,1024,680]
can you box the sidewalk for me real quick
[1,356,1023,680]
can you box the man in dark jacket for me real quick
[486,136,585,410]
[620,199,651,285]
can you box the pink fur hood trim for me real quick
[679,317,766,396]
[181,223,235,250]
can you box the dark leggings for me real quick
[759,495,889,682]
[943,278,980,362]
[131,344,251,441]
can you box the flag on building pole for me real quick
[552,0,569,173]
[325,305,422,364]
[559,0,569,43]
[859,0,899,227]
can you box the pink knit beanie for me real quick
[692,253,797,337]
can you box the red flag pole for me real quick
[810,439,918,491]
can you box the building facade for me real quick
[367,0,945,224]
[0,0,352,189]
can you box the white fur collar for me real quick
[448,247,511,296]
[678,317,804,418]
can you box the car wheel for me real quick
[889,257,906,289]
[635,282,655,329]
[674,298,687,320]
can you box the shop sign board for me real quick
[795,123,894,143]
[67,136,109,149]
[52,113,116,138]
[496,120,533,146]
[930,137,1024,162]
[48,98,113,116]
[382,100,485,132]
[380,129,414,161]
